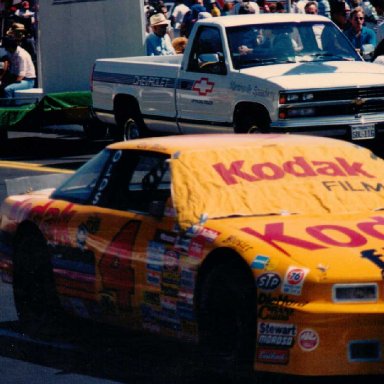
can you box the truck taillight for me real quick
[279,95,287,104]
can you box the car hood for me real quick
[208,212,384,281]
[240,61,384,89]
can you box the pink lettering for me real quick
[306,225,367,247]
[283,157,317,177]
[336,157,375,178]
[212,160,258,185]
[241,223,325,256]
[357,216,384,240]
[251,163,283,180]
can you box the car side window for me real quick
[187,26,226,75]
[95,151,171,214]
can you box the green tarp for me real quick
[0,91,92,128]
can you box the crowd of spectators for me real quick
[143,0,384,63]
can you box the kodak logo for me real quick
[212,156,375,185]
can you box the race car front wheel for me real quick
[198,259,256,382]
[12,225,63,338]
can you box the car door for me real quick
[176,25,234,133]
[87,149,183,331]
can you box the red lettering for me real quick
[213,160,258,185]
[242,223,325,256]
[335,157,375,178]
[283,157,317,177]
[306,225,367,247]
[312,161,346,176]
[357,216,384,240]
[251,163,283,180]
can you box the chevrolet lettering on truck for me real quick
[92,14,384,142]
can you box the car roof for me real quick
[107,134,358,156]
[195,13,330,28]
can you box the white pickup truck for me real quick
[92,14,384,142]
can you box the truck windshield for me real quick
[226,22,361,69]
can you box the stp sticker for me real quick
[298,329,319,351]
[282,267,309,296]
[257,272,281,290]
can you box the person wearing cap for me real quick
[145,13,176,56]
[0,35,36,99]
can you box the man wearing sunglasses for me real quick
[344,6,377,53]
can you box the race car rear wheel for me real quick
[198,260,256,382]
[13,226,63,337]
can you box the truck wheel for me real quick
[235,108,270,134]
[198,261,256,381]
[111,117,148,141]
[13,226,63,338]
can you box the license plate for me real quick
[351,124,375,140]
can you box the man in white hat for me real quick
[145,12,176,56]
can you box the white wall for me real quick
[38,0,145,93]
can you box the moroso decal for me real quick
[212,157,375,185]
[242,216,384,256]
[99,220,140,310]
[257,322,297,348]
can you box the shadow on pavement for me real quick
[0,319,382,384]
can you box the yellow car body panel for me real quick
[0,134,383,376]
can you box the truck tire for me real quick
[197,260,256,382]
[234,105,270,134]
[12,226,63,338]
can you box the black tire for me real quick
[234,106,270,134]
[12,226,63,338]
[198,260,256,382]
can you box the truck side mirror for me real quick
[361,44,375,61]
[198,53,226,75]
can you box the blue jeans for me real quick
[3,78,36,99]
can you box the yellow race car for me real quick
[0,134,383,379]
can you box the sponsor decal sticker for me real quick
[282,267,309,296]
[256,348,289,365]
[192,77,214,96]
[251,255,270,270]
[298,329,319,351]
[257,272,281,291]
[257,322,297,348]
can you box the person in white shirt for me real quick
[0,35,36,99]
[171,0,190,37]
[231,0,260,14]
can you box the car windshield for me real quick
[51,149,111,204]
[227,22,360,69]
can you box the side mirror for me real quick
[361,44,375,61]
[198,53,226,74]
[198,53,221,67]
